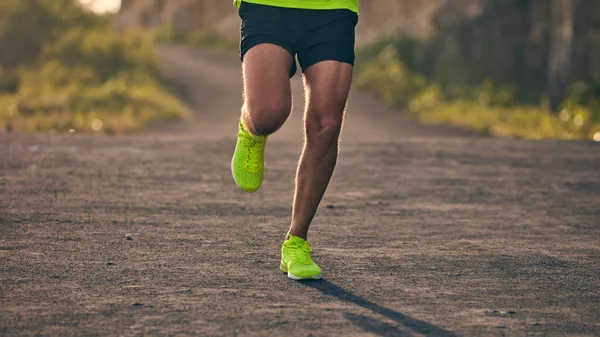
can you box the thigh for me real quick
[243,44,293,115]
[239,2,298,78]
[303,61,354,123]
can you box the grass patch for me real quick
[355,44,600,141]
[0,0,188,134]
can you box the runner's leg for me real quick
[241,44,293,135]
[288,60,354,239]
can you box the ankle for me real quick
[287,231,307,241]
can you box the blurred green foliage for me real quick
[356,45,427,108]
[154,24,239,53]
[356,44,600,141]
[0,0,187,133]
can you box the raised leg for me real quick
[241,44,293,135]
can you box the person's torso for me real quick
[233,0,359,13]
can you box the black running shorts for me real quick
[238,2,358,77]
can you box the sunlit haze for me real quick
[79,0,121,13]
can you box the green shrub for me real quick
[355,43,600,141]
[355,45,426,108]
[43,27,161,82]
[0,0,188,133]
[0,66,19,93]
[0,0,101,69]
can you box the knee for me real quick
[305,107,344,146]
[244,100,291,136]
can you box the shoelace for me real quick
[287,240,313,264]
[238,130,261,171]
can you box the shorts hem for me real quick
[298,42,355,72]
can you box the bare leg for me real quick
[241,44,293,136]
[288,61,354,239]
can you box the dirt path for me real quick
[1,45,599,336]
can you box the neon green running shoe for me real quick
[231,119,267,193]
[280,235,322,280]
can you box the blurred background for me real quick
[1,0,599,140]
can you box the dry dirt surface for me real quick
[1,46,600,336]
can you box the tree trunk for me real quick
[547,0,575,111]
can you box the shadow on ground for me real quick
[302,279,457,336]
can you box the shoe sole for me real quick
[231,156,260,193]
[280,261,321,280]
